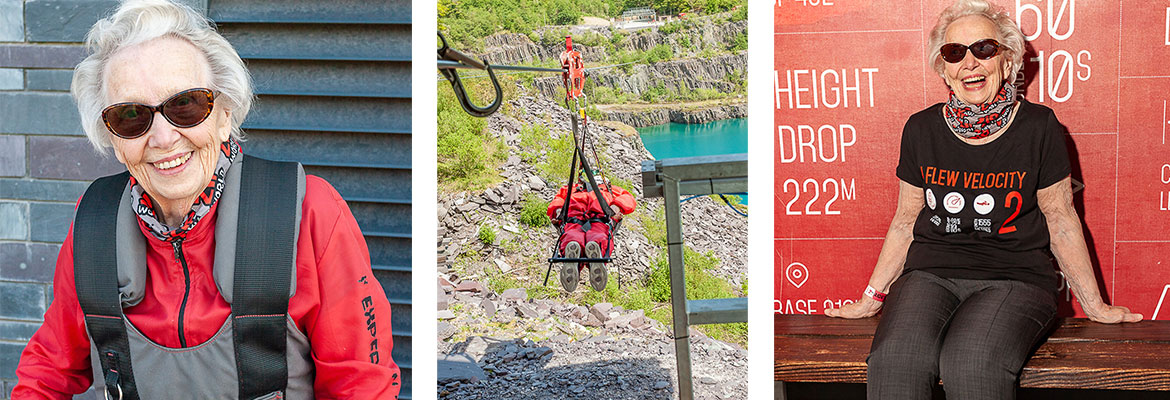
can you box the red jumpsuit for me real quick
[13,175,401,399]
[546,184,637,256]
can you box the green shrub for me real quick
[438,0,633,50]
[702,0,737,14]
[551,0,582,25]
[677,35,692,49]
[437,82,489,180]
[647,247,735,302]
[658,20,684,35]
[541,27,572,45]
[518,124,548,163]
[585,104,606,121]
[478,224,497,244]
[574,31,606,47]
[519,194,551,227]
[729,5,747,22]
[644,44,674,63]
[730,32,747,52]
[609,31,627,49]
[539,130,576,183]
[591,86,633,104]
[641,84,669,102]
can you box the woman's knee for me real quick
[868,340,939,376]
[938,347,1019,397]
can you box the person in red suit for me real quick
[547,175,636,291]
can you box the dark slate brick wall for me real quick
[0,1,131,397]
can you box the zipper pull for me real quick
[171,240,182,262]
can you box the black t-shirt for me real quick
[895,100,1071,291]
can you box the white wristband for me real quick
[865,285,886,302]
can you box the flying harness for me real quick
[542,37,626,288]
[73,155,312,400]
[436,34,625,287]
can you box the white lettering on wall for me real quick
[777,124,856,163]
[775,68,879,109]
[1027,50,1091,103]
[1017,0,1075,41]
[1018,0,1092,104]
[781,178,857,215]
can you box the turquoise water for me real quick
[637,118,748,203]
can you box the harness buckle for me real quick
[101,349,124,400]
[103,383,123,400]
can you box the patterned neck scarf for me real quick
[130,139,240,243]
[943,82,1017,140]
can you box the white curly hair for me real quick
[927,0,1026,82]
[71,0,253,153]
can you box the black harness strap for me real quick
[233,155,297,399]
[74,171,140,400]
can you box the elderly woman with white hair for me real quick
[13,1,401,399]
[824,0,1141,397]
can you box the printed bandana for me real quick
[130,139,240,242]
[943,82,1017,140]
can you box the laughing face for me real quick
[942,15,1011,105]
[104,36,231,226]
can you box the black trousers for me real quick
[867,270,1058,400]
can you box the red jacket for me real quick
[546,184,637,222]
[13,175,401,399]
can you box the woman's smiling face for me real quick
[104,36,230,224]
[942,15,1011,105]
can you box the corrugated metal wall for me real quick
[208,1,413,398]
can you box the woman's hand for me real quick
[1083,303,1143,324]
[824,297,882,319]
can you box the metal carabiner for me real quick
[104,384,123,400]
[437,32,503,118]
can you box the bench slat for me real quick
[775,315,1170,391]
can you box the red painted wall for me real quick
[774,0,1170,319]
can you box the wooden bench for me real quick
[775,314,1170,393]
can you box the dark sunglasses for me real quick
[939,39,1002,63]
[101,88,217,139]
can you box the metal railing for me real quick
[641,153,748,400]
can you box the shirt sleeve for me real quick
[546,185,568,219]
[12,228,97,399]
[608,186,637,215]
[293,176,402,399]
[1036,110,1073,189]
[895,115,925,188]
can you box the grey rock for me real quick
[438,321,457,340]
[455,281,487,293]
[590,302,614,322]
[605,309,645,329]
[437,310,456,320]
[528,175,545,190]
[437,353,486,384]
[500,288,527,302]
[493,258,512,273]
[480,299,497,317]
[461,336,491,360]
[515,303,540,319]
[485,189,502,204]
[570,305,588,320]
[583,313,602,327]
